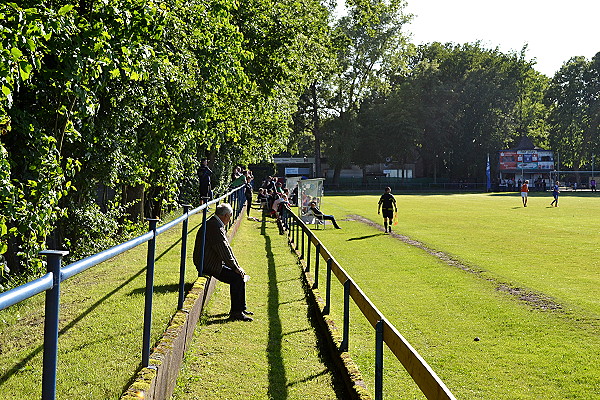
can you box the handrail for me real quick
[0,184,246,400]
[0,187,243,309]
[62,231,155,280]
[283,205,456,400]
[0,272,54,310]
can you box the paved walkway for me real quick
[171,209,343,399]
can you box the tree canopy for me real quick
[0,0,334,282]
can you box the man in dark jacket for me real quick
[198,158,213,204]
[193,203,253,321]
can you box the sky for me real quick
[336,0,599,77]
[401,0,599,76]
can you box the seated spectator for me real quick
[192,203,253,321]
[256,188,268,208]
[309,201,341,229]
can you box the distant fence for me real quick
[282,206,456,400]
[325,178,488,192]
[0,185,246,400]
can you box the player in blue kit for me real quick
[550,181,560,207]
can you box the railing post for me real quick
[296,217,300,250]
[324,258,332,314]
[142,218,159,367]
[238,188,241,217]
[178,205,191,310]
[313,243,320,289]
[306,234,311,272]
[230,193,235,229]
[288,212,296,244]
[300,223,305,260]
[375,319,384,400]
[197,202,209,277]
[40,249,69,400]
[340,279,350,352]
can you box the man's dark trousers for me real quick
[215,265,246,313]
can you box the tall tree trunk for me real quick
[333,165,341,185]
[311,81,322,177]
[123,184,145,222]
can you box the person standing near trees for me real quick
[550,181,560,207]
[198,158,213,204]
[244,176,253,218]
[378,186,397,233]
[521,180,529,207]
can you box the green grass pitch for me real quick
[311,191,599,399]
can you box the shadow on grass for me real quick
[127,282,193,297]
[204,316,233,326]
[282,327,311,337]
[0,265,146,385]
[0,217,206,387]
[286,368,329,388]
[261,218,288,399]
[347,233,385,241]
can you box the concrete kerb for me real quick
[120,208,243,400]
[289,239,372,400]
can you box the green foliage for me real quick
[317,0,411,180]
[545,52,600,169]
[354,42,550,180]
[0,0,335,282]
[61,201,141,261]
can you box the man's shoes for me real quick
[242,310,254,316]
[229,312,253,322]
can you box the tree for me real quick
[322,0,411,182]
[0,0,335,284]
[378,42,549,181]
[545,54,600,171]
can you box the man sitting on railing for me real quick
[193,203,253,322]
[309,201,341,229]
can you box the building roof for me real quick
[511,136,544,151]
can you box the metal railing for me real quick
[281,205,457,400]
[0,185,246,400]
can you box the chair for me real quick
[306,209,325,230]
[314,213,326,229]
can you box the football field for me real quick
[311,192,599,399]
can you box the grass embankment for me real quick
[171,208,342,399]
[0,211,203,399]
[311,192,599,399]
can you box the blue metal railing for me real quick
[0,185,246,400]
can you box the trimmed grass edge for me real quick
[287,234,373,400]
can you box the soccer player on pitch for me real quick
[378,187,397,233]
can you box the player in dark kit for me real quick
[378,187,397,233]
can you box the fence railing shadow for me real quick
[282,205,457,400]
